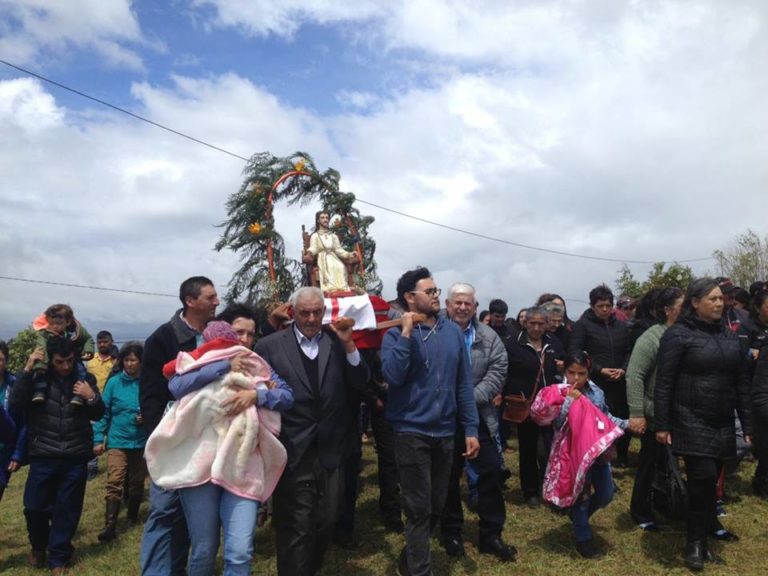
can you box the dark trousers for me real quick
[753,418,768,486]
[601,382,630,462]
[683,456,722,542]
[273,449,343,576]
[335,432,362,535]
[23,458,88,568]
[396,433,454,576]
[441,422,505,542]
[630,431,663,524]
[370,406,401,523]
[517,419,542,498]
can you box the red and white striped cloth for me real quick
[322,294,377,330]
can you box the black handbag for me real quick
[651,445,689,521]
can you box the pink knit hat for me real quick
[202,321,239,343]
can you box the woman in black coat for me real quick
[654,278,752,571]
[569,285,631,466]
[505,306,560,505]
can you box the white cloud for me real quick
[0,0,149,70]
[0,78,65,133]
[190,0,384,37]
[336,90,380,110]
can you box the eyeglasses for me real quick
[411,288,441,297]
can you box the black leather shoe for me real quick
[575,539,601,559]
[525,495,541,507]
[441,535,465,557]
[479,536,517,562]
[684,540,705,571]
[711,529,739,542]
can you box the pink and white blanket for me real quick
[531,383,624,508]
[145,345,287,502]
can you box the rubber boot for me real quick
[98,499,121,542]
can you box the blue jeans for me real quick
[140,481,189,576]
[179,482,259,576]
[571,462,614,543]
[23,458,87,568]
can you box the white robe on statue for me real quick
[307,229,355,292]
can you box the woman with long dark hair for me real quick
[654,278,752,571]
[626,286,684,530]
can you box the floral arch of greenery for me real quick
[215,151,382,307]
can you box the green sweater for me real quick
[626,323,667,429]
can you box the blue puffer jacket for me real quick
[93,371,148,449]
[382,317,479,438]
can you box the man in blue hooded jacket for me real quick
[382,266,479,576]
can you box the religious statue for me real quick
[303,211,359,294]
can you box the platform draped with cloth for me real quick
[322,294,377,330]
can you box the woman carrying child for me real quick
[145,321,293,576]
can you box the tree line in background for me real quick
[615,229,768,298]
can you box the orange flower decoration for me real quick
[248,222,262,235]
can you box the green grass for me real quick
[1,438,766,575]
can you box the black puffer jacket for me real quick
[654,314,752,459]
[568,309,630,388]
[11,370,104,460]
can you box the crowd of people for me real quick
[1,271,767,575]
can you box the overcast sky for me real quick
[1,0,766,342]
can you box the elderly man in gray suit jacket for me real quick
[254,287,368,576]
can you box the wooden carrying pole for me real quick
[375,313,427,330]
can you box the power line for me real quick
[0,275,176,298]
[1,58,714,265]
[0,59,249,162]
[354,199,711,264]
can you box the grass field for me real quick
[1,437,766,575]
